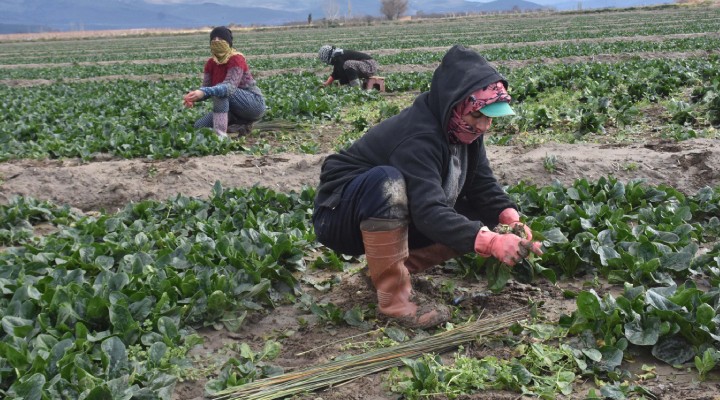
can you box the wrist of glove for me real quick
[474,228,542,266]
[498,208,532,240]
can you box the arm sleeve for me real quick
[388,137,483,254]
[196,60,213,102]
[200,55,246,99]
[331,59,343,80]
[462,141,517,226]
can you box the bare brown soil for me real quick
[1,138,717,213]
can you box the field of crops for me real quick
[1,4,720,400]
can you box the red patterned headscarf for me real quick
[447,81,512,144]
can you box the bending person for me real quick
[312,45,542,329]
[317,45,379,88]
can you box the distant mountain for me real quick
[0,0,676,34]
[0,0,307,33]
[537,0,673,10]
[468,0,547,11]
[410,0,547,14]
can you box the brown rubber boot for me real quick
[405,243,462,274]
[360,218,450,329]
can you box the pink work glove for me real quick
[474,229,543,266]
[499,208,532,240]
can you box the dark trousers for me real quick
[342,59,379,82]
[313,166,484,256]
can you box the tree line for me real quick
[323,0,408,21]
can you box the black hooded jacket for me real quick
[330,50,373,84]
[315,45,517,254]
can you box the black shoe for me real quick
[228,123,254,136]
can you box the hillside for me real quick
[0,0,305,33]
[0,0,673,33]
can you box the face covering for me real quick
[447,81,512,144]
[210,40,237,64]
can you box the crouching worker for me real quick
[317,45,379,88]
[312,45,542,329]
[183,26,266,138]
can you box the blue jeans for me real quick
[194,88,265,128]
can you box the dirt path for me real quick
[1,138,717,212]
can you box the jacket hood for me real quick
[428,45,508,132]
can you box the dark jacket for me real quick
[316,45,517,253]
[331,50,373,84]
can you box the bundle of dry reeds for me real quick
[210,307,528,400]
[253,120,297,132]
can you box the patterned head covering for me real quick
[318,45,334,64]
[210,40,240,64]
[210,26,233,47]
[447,81,514,144]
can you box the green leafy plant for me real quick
[0,196,81,245]
[622,162,639,171]
[378,102,401,121]
[0,184,317,398]
[543,154,559,173]
[389,343,579,400]
[695,348,720,381]
[669,100,697,125]
[205,341,283,395]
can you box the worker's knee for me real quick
[371,166,408,220]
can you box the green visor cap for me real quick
[479,101,515,117]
